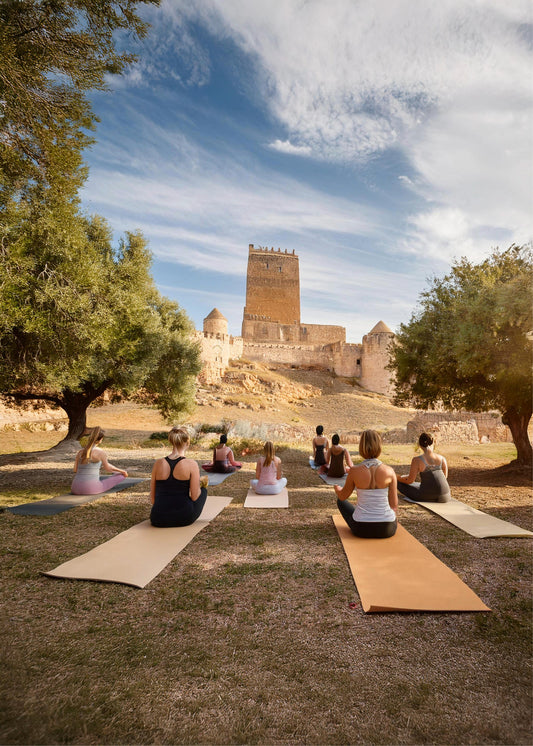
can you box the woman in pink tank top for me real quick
[250,441,287,495]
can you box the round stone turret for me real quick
[203,308,228,336]
[368,320,393,335]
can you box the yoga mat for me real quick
[332,515,490,613]
[202,470,236,486]
[244,488,289,508]
[6,478,148,516]
[317,471,347,487]
[309,457,318,470]
[400,496,533,538]
[43,495,232,588]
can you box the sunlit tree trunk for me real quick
[502,407,532,466]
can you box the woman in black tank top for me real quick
[150,428,208,527]
[312,425,328,467]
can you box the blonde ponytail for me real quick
[80,427,104,464]
[263,441,275,467]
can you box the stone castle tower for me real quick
[241,244,344,344]
[242,244,300,339]
[197,244,395,395]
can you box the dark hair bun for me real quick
[419,432,434,448]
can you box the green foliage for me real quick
[390,244,533,463]
[0,0,201,441]
[0,204,201,438]
[0,0,159,202]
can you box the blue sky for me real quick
[80,0,533,341]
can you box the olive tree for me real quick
[390,245,533,466]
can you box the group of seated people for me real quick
[72,424,451,537]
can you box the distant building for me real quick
[196,244,395,395]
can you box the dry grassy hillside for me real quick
[194,360,415,439]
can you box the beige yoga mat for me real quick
[43,496,232,588]
[332,516,490,613]
[401,496,533,538]
[244,488,289,508]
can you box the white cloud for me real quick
[86,0,533,336]
[268,139,312,156]
[157,0,532,256]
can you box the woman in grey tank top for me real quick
[72,426,128,495]
[397,432,451,503]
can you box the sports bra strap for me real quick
[165,455,185,477]
[362,458,382,489]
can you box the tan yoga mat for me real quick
[401,496,533,538]
[244,488,289,508]
[332,516,490,613]
[43,496,232,588]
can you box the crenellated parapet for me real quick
[197,247,395,395]
[248,243,297,256]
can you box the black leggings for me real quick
[337,498,397,539]
[151,487,208,527]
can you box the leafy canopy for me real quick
[390,245,532,463]
[0,0,158,202]
[0,201,202,429]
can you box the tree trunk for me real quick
[502,407,533,466]
[60,382,111,441]
[62,397,89,440]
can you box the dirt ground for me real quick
[0,386,531,745]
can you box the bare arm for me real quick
[227,448,242,467]
[150,461,158,505]
[388,470,398,513]
[334,468,356,501]
[441,456,449,479]
[276,457,282,480]
[256,459,261,479]
[188,460,201,501]
[344,449,354,468]
[397,457,421,484]
[95,448,128,477]
[73,451,81,473]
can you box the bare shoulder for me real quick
[186,457,199,470]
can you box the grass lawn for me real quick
[0,436,531,745]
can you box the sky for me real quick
[80,0,533,342]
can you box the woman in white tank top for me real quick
[334,430,398,539]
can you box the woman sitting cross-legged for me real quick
[150,427,208,527]
[319,433,353,477]
[202,433,242,473]
[71,426,128,495]
[250,441,287,495]
[312,425,329,467]
[397,432,451,503]
[334,429,398,539]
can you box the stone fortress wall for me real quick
[197,244,395,395]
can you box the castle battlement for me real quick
[198,245,395,396]
[249,243,297,257]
